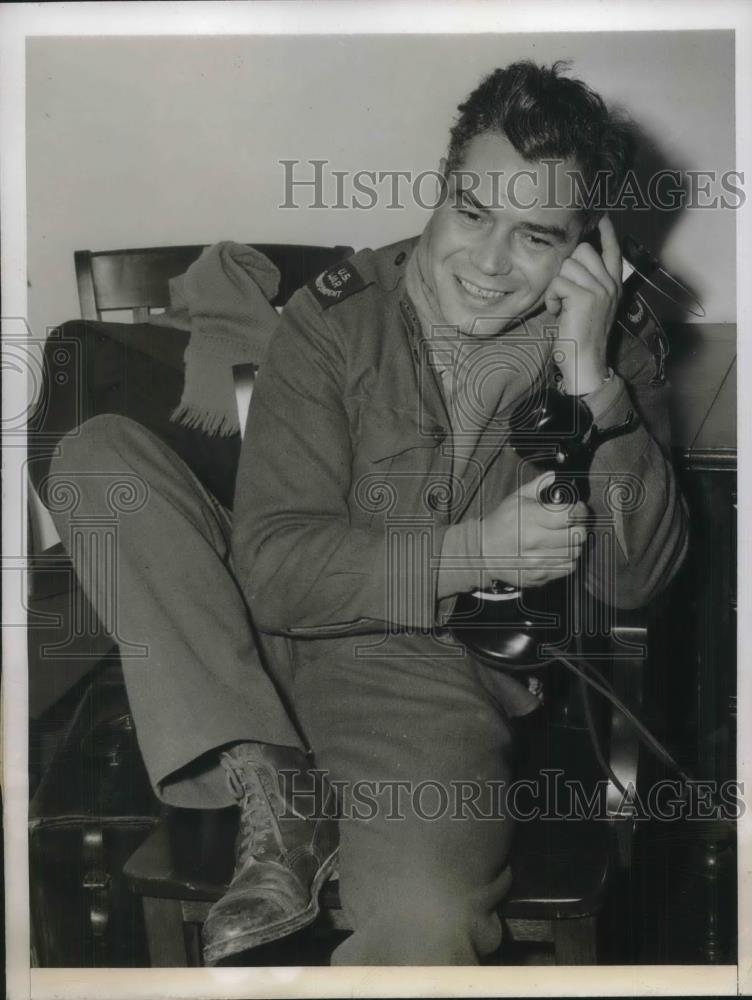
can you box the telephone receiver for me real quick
[582,228,704,316]
[446,386,635,671]
[446,228,666,672]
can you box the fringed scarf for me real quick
[150,241,281,437]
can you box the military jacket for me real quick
[232,237,688,643]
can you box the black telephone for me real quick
[446,231,704,671]
[445,387,635,670]
[445,379,700,801]
[446,229,652,671]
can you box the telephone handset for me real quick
[447,229,702,671]
[446,386,635,670]
[583,228,705,317]
[446,227,648,671]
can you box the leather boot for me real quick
[201,742,339,965]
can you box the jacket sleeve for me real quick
[230,290,450,636]
[579,317,689,608]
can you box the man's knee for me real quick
[44,413,179,502]
[42,415,157,528]
[48,414,148,475]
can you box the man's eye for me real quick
[522,233,553,248]
[457,206,484,224]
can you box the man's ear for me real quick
[438,155,448,177]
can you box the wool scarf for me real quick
[150,241,281,437]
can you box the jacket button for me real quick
[431,425,447,443]
[394,251,406,266]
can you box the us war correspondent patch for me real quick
[309,261,367,309]
[620,291,669,386]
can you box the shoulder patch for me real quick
[622,292,649,336]
[308,261,368,310]
[617,291,669,387]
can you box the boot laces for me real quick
[221,752,284,862]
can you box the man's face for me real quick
[424,131,585,335]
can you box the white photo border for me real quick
[2,2,750,997]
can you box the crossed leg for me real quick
[46,414,305,808]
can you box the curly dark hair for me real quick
[446,60,635,229]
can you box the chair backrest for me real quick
[74,243,355,322]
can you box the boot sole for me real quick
[202,846,340,965]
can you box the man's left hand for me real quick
[544,214,622,395]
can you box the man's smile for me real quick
[456,275,509,303]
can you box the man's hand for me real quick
[544,215,623,395]
[480,471,588,589]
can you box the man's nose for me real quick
[469,233,513,277]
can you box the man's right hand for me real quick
[480,471,588,590]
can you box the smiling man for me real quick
[229,61,688,965]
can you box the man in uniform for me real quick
[45,60,687,966]
[229,59,688,965]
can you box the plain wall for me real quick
[27,31,736,339]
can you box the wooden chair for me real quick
[38,241,649,966]
[74,243,355,322]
